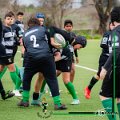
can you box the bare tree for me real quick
[93,0,113,34]
[0,0,10,8]
[38,0,72,28]
[11,0,20,14]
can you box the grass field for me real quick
[0,40,109,120]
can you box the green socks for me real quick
[53,96,61,107]
[102,99,117,120]
[65,82,78,99]
[0,67,7,79]
[10,71,21,89]
[117,103,120,118]
[23,90,30,102]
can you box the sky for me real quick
[18,0,39,6]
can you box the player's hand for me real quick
[76,57,79,64]
[100,67,107,80]
[54,43,62,49]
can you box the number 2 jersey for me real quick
[23,26,52,60]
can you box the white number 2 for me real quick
[30,35,39,48]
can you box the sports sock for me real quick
[88,76,98,90]
[102,99,116,120]
[22,90,29,102]
[53,96,61,107]
[65,82,78,99]
[0,67,7,79]
[117,103,120,118]
[10,71,21,89]
[33,92,39,100]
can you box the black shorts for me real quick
[0,56,14,65]
[99,68,120,98]
[56,59,72,72]
[97,54,108,76]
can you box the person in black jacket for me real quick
[100,7,120,120]
[84,22,115,99]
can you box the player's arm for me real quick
[50,26,71,42]
[74,49,79,63]
[49,26,63,48]
[16,25,23,45]
[100,31,110,49]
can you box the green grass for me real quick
[0,40,108,120]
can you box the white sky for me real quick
[18,0,39,6]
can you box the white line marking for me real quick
[75,64,97,72]
[17,51,97,72]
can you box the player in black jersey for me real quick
[17,17,67,110]
[0,12,22,97]
[99,7,120,120]
[0,18,15,100]
[15,11,25,58]
[84,22,115,99]
[15,12,24,34]
[33,26,87,105]
[64,19,79,83]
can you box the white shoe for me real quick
[12,90,22,97]
[71,99,80,105]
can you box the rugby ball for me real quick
[54,33,66,48]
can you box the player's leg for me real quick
[7,63,22,96]
[70,62,75,83]
[0,79,14,100]
[62,72,80,105]
[84,74,99,99]
[31,72,44,106]
[85,54,108,99]
[41,56,67,110]
[18,66,36,107]
[99,70,118,120]
[0,65,7,79]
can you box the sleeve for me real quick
[100,31,110,49]
[49,26,71,43]
[16,25,23,38]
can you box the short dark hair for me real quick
[17,12,24,16]
[111,7,120,23]
[4,12,13,19]
[27,17,40,28]
[64,19,73,27]
[8,11,15,17]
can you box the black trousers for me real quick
[23,55,60,97]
